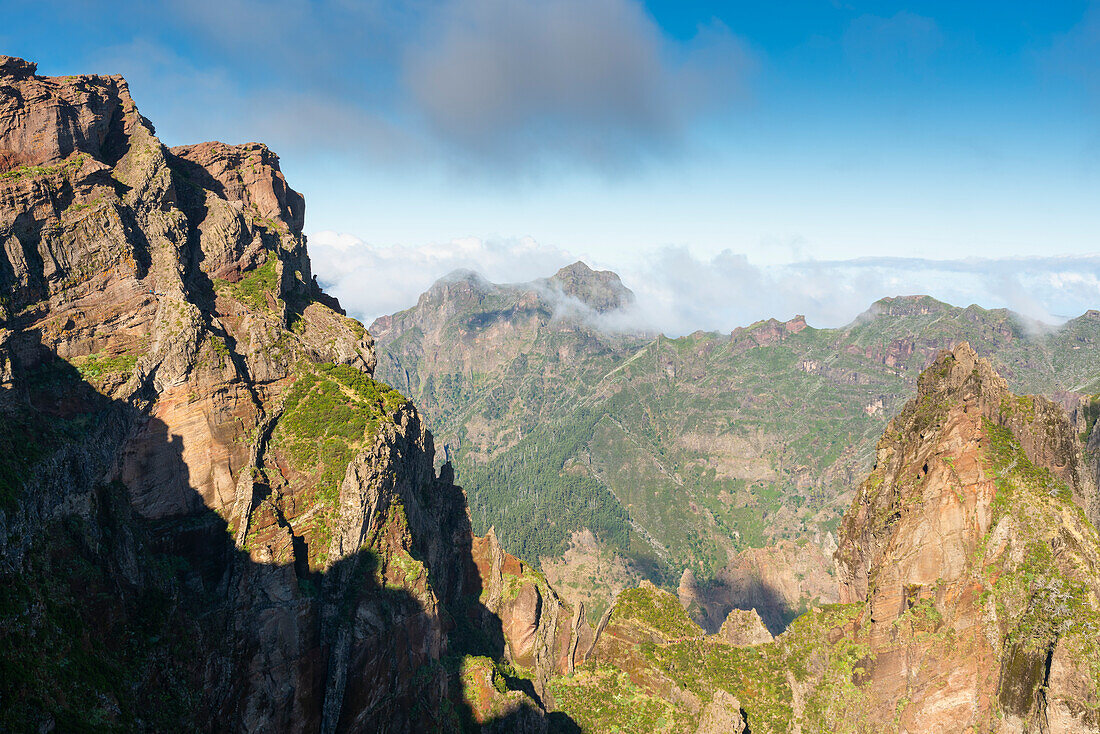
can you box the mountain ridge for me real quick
[0,55,573,732]
[371,265,1100,630]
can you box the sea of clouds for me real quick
[308,230,1100,337]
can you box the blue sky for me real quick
[3,1,1099,330]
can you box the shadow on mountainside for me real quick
[711,576,804,637]
[677,571,802,636]
[0,329,576,732]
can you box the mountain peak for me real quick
[862,295,952,320]
[0,55,37,79]
[915,341,1005,402]
[553,260,597,279]
[546,260,634,313]
[438,268,490,286]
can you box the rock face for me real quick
[694,691,746,734]
[835,342,1100,732]
[717,608,773,647]
[0,56,549,732]
[471,527,594,705]
[546,344,1100,733]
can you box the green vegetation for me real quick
[461,400,634,566]
[73,350,139,381]
[216,254,279,310]
[0,153,88,182]
[1081,395,1100,443]
[612,585,702,639]
[63,196,104,216]
[208,334,231,368]
[273,361,407,511]
[552,602,871,734]
[983,418,1072,522]
[550,665,690,733]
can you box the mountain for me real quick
[372,267,1100,629]
[0,56,577,732]
[5,53,1100,734]
[546,343,1100,732]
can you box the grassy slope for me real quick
[376,292,1100,583]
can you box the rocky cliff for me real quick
[834,342,1100,731]
[543,344,1100,733]
[372,264,1100,638]
[0,56,568,732]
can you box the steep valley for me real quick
[372,267,1100,629]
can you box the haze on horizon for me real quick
[4,0,1099,332]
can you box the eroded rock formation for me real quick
[834,342,1100,732]
[0,56,547,733]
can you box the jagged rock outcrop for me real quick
[471,527,592,707]
[717,608,773,647]
[545,344,1100,733]
[729,313,808,352]
[0,56,548,733]
[835,342,1100,732]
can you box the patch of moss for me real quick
[217,254,279,311]
[72,351,138,381]
[999,395,1036,424]
[613,584,702,639]
[0,153,88,182]
[208,334,231,367]
[983,418,1072,523]
[389,550,426,587]
[272,361,408,542]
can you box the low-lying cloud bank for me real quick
[309,230,1100,336]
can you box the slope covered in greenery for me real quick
[373,268,1100,593]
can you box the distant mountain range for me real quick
[372,261,1100,627]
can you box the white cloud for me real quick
[307,231,574,323]
[309,232,1100,337]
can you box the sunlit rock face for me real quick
[0,56,549,732]
[836,343,1100,732]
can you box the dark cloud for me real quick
[402,0,752,171]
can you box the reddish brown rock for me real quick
[0,56,546,733]
[834,343,1100,732]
